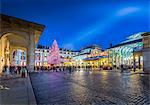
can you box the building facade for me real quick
[83,49,109,68]
[108,32,144,69]
[0,14,45,73]
[34,47,79,67]
[72,45,106,68]
[16,45,102,67]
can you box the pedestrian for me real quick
[121,64,124,73]
[5,66,10,78]
[15,66,17,74]
[99,65,102,70]
[133,63,136,72]
[2,65,7,77]
[25,66,28,77]
[63,66,65,71]
[69,66,72,74]
[18,66,21,74]
[9,66,13,75]
[21,66,27,78]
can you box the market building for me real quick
[72,45,105,68]
[107,32,144,69]
[0,14,45,73]
[83,49,109,69]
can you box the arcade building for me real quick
[71,45,109,68]
[107,32,144,69]
[0,14,45,73]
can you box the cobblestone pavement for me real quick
[30,70,150,105]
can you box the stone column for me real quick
[0,39,2,73]
[0,37,5,73]
[133,56,136,71]
[142,32,150,73]
[138,55,141,69]
[27,30,35,72]
[6,40,10,67]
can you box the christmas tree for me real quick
[48,40,61,65]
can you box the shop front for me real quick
[83,49,109,69]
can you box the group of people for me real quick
[34,66,75,73]
[2,65,28,78]
[34,65,114,72]
[2,64,137,78]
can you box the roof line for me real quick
[0,13,46,28]
[107,39,142,49]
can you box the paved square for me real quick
[30,70,150,105]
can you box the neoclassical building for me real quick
[34,48,78,67]
[0,14,45,73]
[108,33,143,68]
[107,32,150,72]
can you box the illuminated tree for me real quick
[48,40,61,65]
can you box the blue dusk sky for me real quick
[1,0,149,50]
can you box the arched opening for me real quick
[0,14,45,73]
[12,49,27,66]
[0,33,28,73]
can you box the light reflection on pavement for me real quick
[30,69,150,105]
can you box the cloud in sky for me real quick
[116,7,140,16]
[66,6,142,46]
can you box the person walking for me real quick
[133,63,136,72]
[4,65,10,78]
[69,66,72,74]
[121,64,124,73]
[21,67,27,78]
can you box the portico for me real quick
[0,14,45,73]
